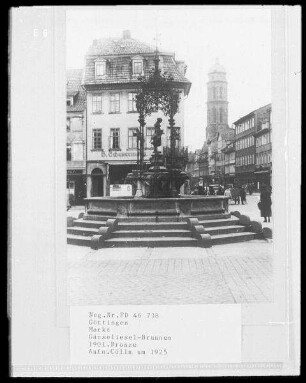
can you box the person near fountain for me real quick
[231,186,240,204]
[216,186,224,195]
[224,186,232,200]
[259,185,272,222]
[240,186,247,205]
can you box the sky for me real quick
[66,6,272,151]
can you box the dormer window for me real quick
[133,61,143,75]
[95,59,106,77]
[66,97,74,106]
[131,56,144,76]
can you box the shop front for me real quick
[67,169,86,205]
[254,166,272,190]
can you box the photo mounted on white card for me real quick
[10,5,300,377]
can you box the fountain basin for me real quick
[84,196,229,218]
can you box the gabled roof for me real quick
[233,103,271,125]
[87,37,157,56]
[66,69,86,112]
[83,35,191,93]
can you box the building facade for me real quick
[253,104,272,189]
[233,112,256,186]
[223,140,235,185]
[234,103,272,188]
[185,143,209,191]
[83,30,191,197]
[66,69,86,205]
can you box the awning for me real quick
[253,170,271,174]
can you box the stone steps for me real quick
[199,217,240,227]
[67,234,91,246]
[211,232,256,245]
[82,214,110,222]
[73,219,107,228]
[204,225,247,236]
[67,213,260,248]
[68,227,99,236]
[117,222,189,230]
[112,229,192,238]
[104,236,199,248]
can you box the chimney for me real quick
[122,30,131,39]
[176,60,187,75]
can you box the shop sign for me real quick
[110,184,133,197]
[67,169,83,175]
[101,150,151,160]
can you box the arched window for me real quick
[213,87,216,99]
[212,107,217,123]
[219,108,224,123]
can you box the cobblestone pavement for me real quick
[67,240,273,306]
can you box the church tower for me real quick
[206,58,229,141]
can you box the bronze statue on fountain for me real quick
[126,117,188,198]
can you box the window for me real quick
[66,145,71,161]
[220,108,224,123]
[133,61,143,75]
[95,61,106,76]
[128,128,138,149]
[93,129,102,149]
[110,93,120,113]
[110,128,120,149]
[213,88,216,99]
[219,87,223,99]
[128,93,137,112]
[66,117,71,132]
[67,96,74,107]
[146,127,154,148]
[92,95,102,113]
[251,117,255,128]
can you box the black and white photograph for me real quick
[66,7,274,306]
[10,5,300,377]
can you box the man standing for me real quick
[240,186,246,205]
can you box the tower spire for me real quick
[153,32,161,73]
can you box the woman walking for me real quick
[259,186,272,222]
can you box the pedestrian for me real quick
[231,187,240,205]
[216,186,224,195]
[209,186,215,195]
[258,185,272,222]
[240,186,246,205]
[224,186,232,200]
[198,185,204,195]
